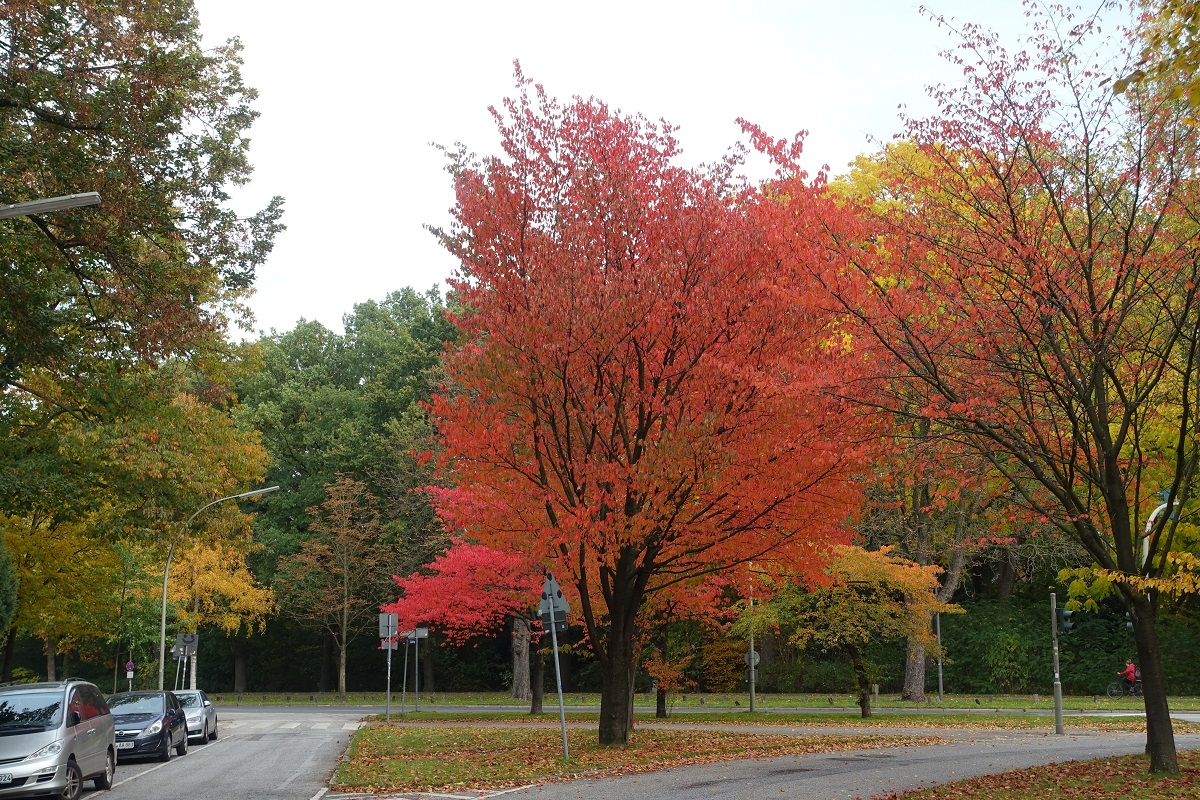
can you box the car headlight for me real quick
[24,740,63,761]
[142,720,163,736]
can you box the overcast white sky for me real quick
[193,1,1127,337]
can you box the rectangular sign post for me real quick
[539,574,571,760]
[379,613,398,723]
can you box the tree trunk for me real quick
[901,638,926,702]
[511,617,531,700]
[338,639,347,695]
[656,624,669,718]
[1130,592,1178,773]
[233,641,247,692]
[530,642,545,715]
[1,625,16,683]
[45,637,56,682]
[597,624,636,745]
[849,646,871,718]
[420,638,434,693]
[995,551,1017,600]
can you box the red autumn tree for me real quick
[384,542,546,708]
[429,69,872,746]
[759,8,1200,773]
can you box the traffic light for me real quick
[1057,607,1076,633]
[1126,612,1134,632]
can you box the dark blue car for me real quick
[107,691,188,762]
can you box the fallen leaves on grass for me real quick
[332,726,945,793]
[872,751,1200,799]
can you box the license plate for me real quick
[0,774,10,783]
[116,742,134,750]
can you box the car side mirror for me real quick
[69,711,82,727]
[203,700,211,707]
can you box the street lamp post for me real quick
[158,486,279,690]
[0,192,101,220]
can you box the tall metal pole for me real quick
[936,611,944,703]
[748,592,756,713]
[158,486,278,690]
[414,636,420,712]
[1050,593,1064,735]
[549,593,569,760]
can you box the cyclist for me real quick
[1119,659,1138,693]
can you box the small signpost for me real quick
[398,627,429,712]
[126,660,135,692]
[171,634,197,691]
[539,573,571,760]
[379,613,398,723]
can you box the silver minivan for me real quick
[0,679,115,800]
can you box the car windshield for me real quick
[175,693,202,708]
[0,692,63,733]
[108,694,164,715]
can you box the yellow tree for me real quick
[743,546,960,717]
[0,513,122,679]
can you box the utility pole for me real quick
[1050,593,1064,735]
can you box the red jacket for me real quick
[1120,663,1138,681]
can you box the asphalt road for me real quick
[91,704,1200,800]
[100,706,363,800]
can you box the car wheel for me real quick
[158,731,172,762]
[176,727,188,756]
[210,719,218,740]
[195,720,208,744]
[59,758,83,800]
[94,748,114,790]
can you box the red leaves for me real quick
[385,541,544,643]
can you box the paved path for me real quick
[320,721,1200,800]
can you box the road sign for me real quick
[400,627,429,644]
[174,633,198,658]
[744,668,759,683]
[125,661,135,672]
[744,651,760,666]
[379,613,398,638]
[539,574,570,631]
[380,638,398,650]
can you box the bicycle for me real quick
[1107,679,1143,698]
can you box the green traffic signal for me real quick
[1057,607,1076,633]
[1126,612,1134,632]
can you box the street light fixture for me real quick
[158,485,280,690]
[0,192,101,220]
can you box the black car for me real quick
[107,691,188,762]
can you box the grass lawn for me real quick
[331,725,946,793]
[879,751,1200,799]
[365,709,1200,734]
[206,689,1188,714]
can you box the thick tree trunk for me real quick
[995,551,1017,600]
[598,625,636,745]
[901,638,926,702]
[1131,592,1177,773]
[511,618,532,700]
[530,643,545,714]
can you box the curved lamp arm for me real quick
[158,486,279,690]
